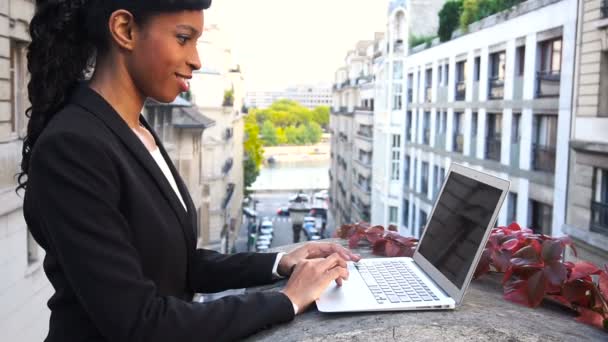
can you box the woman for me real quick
[19,1,357,341]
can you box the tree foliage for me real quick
[438,0,463,42]
[251,100,329,146]
[243,112,264,191]
[461,0,525,31]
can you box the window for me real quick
[490,51,506,79]
[389,206,398,225]
[421,161,429,196]
[530,200,553,235]
[591,168,608,235]
[419,210,428,236]
[532,115,557,172]
[507,192,518,225]
[516,46,526,76]
[393,84,403,110]
[486,113,502,161]
[7,40,28,139]
[422,112,430,145]
[393,61,403,80]
[453,112,465,153]
[474,56,481,81]
[540,38,562,74]
[391,134,401,181]
[404,155,411,188]
[406,111,412,141]
[403,199,410,228]
[599,52,608,117]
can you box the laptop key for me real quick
[387,294,400,303]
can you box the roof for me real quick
[145,96,192,107]
[173,106,216,129]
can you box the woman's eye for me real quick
[177,35,190,44]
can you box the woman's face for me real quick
[128,10,203,103]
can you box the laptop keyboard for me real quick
[355,260,440,304]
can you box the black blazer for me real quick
[23,84,294,342]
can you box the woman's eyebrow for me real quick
[175,24,200,35]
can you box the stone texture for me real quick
[243,240,608,341]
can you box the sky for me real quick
[205,0,390,91]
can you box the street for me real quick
[235,192,334,253]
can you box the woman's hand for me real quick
[277,242,361,277]
[280,253,350,313]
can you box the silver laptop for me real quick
[317,163,510,312]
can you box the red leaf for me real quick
[513,245,541,261]
[371,239,387,256]
[562,280,594,307]
[568,261,602,282]
[598,270,608,302]
[348,231,365,249]
[543,261,567,286]
[507,222,521,232]
[387,224,398,232]
[526,270,547,307]
[385,240,407,257]
[575,307,607,330]
[541,240,563,262]
[492,250,512,272]
[501,238,520,252]
[504,279,531,307]
[365,226,385,244]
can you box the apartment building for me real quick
[563,0,608,265]
[373,0,577,240]
[330,39,378,227]
[189,24,245,253]
[0,2,54,341]
[372,0,447,231]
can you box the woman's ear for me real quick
[108,10,137,51]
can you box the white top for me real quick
[149,148,187,211]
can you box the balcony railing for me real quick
[356,130,373,140]
[485,137,501,162]
[455,81,466,101]
[489,77,505,99]
[425,86,432,103]
[532,143,556,173]
[591,201,608,235]
[453,133,464,153]
[536,71,561,98]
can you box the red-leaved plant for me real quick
[336,221,608,331]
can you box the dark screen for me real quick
[417,171,502,289]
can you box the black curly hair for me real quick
[17,0,212,192]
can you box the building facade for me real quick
[330,39,377,227]
[0,2,54,341]
[563,0,608,265]
[189,24,245,253]
[373,0,578,241]
[245,84,332,110]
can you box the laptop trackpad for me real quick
[316,262,377,312]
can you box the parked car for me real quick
[277,207,290,216]
[259,220,274,236]
[288,193,310,203]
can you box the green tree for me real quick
[438,0,464,42]
[243,115,264,193]
[284,126,299,145]
[304,122,323,144]
[261,121,278,146]
[312,106,330,129]
[276,127,288,145]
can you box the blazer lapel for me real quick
[69,85,195,247]
[140,117,199,244]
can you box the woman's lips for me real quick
[176,75,189,92]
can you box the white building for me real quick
[0,1,53,341]
[189,24,245,253]
[329,39,377,227]
[373,0,578,241]
[245,84,332,110]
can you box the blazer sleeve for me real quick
[188,249,281,293]
[28,132,295,342]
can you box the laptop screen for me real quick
[417,170,502,289]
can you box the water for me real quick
[250,159,330,191]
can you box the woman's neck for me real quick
[88,57,145,129]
